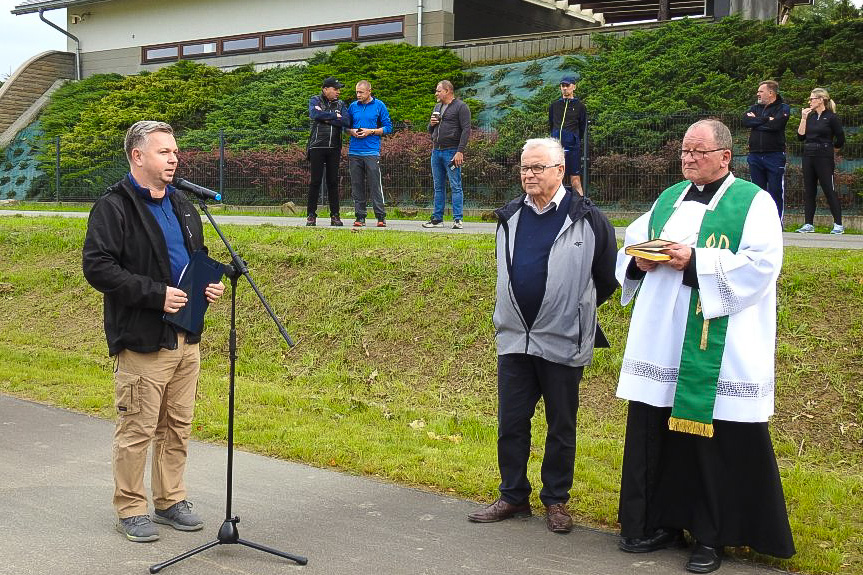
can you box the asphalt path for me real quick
[1,210,861,248]
[0,395,791,575]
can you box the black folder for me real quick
[163,250,225,336]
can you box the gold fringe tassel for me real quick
[668,416,714,438]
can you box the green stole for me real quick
[648,177,759,437]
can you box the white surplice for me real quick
[615,174,784,423]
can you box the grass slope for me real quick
[0,216,860,574]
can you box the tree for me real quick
[789,0,861,23]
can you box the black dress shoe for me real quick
[467,498,531,523]
[618,527,683,553]
[686,543,722,574]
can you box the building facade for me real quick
[12,0,603,77]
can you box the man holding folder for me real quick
[83,121,225,543]
[615,120,793,573]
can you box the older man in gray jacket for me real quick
[468,138,617,533]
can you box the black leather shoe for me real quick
[467,498,531,523]
[619,528,683,553]
[685,543,722,574]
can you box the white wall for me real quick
[66,0,440,53]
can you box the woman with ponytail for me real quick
[796,88,846,234]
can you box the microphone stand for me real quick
[150,198,306,573]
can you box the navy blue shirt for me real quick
[129,174,189,286]
[511,191,572,329]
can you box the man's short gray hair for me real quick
[437,80,454,93]
[686,119,733,150]
[124,121,174,162]
[522,137,566,165]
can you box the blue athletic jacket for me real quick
[347,97,393,156]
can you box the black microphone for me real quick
[173,177,222,202]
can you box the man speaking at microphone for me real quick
[83,121,225,543]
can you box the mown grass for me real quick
[0,215,860,574]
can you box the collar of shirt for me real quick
[523,184,567,215]
[128,173,175,204]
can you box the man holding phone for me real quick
[424,80,471,229]
[347,80,392,227]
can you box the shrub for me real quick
[523,61,543,77]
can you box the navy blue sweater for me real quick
[511,192,572,329]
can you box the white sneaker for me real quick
[830,224,844,235]
[422,220,444,228]
[796,223,814,233]
[452,220,463,229]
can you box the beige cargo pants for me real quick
[112,336,200,518]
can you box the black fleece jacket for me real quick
[83,175,205,355]
[742,95,791,153]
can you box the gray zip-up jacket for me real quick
[428,98,471,152]
[493,191,618,367]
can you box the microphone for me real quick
[172,177,222,202]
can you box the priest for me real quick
[614,119,795,574]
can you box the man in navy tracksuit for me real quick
[467,137,617,535]
[743,80,791,218]
[548,75,587,196]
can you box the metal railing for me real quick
[18,112,861,213]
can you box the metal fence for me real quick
[20,111,862,213]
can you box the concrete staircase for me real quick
[522,0,606,24]
[0,51,76,148]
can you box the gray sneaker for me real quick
[796,223,815,233]
[452,219,464,230]
[830,224,844,235]
[116,515,160,542]
[422,219,444,228]
[153,500,204,531]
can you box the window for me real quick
[222,37,260,53]
[182,42,217,57]
[142,17,404,64]
[357,20,403,39]
[309,26,352,44]
[145,46,178,61]
[264,32,303,48]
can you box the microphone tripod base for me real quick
[149,516,308,573]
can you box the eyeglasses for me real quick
[519,164,561,175]
[679,149,726,160]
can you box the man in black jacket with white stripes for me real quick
[306,77,351,226]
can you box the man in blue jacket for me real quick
[347,80,393,227]
[742,80,791,218]
[467,138,617,534]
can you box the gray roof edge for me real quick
[12,0,105,15]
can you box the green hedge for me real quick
[33,17,863,186]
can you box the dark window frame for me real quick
[308,24,354,46]
[180,40,219,58]
[142,43,180,63]
[141,16,404,64]
[221,35,262,54]
[262,29,305,51]
[356,19,404,40]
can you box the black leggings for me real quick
[307,147,341,218]
[802,155,841,225]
